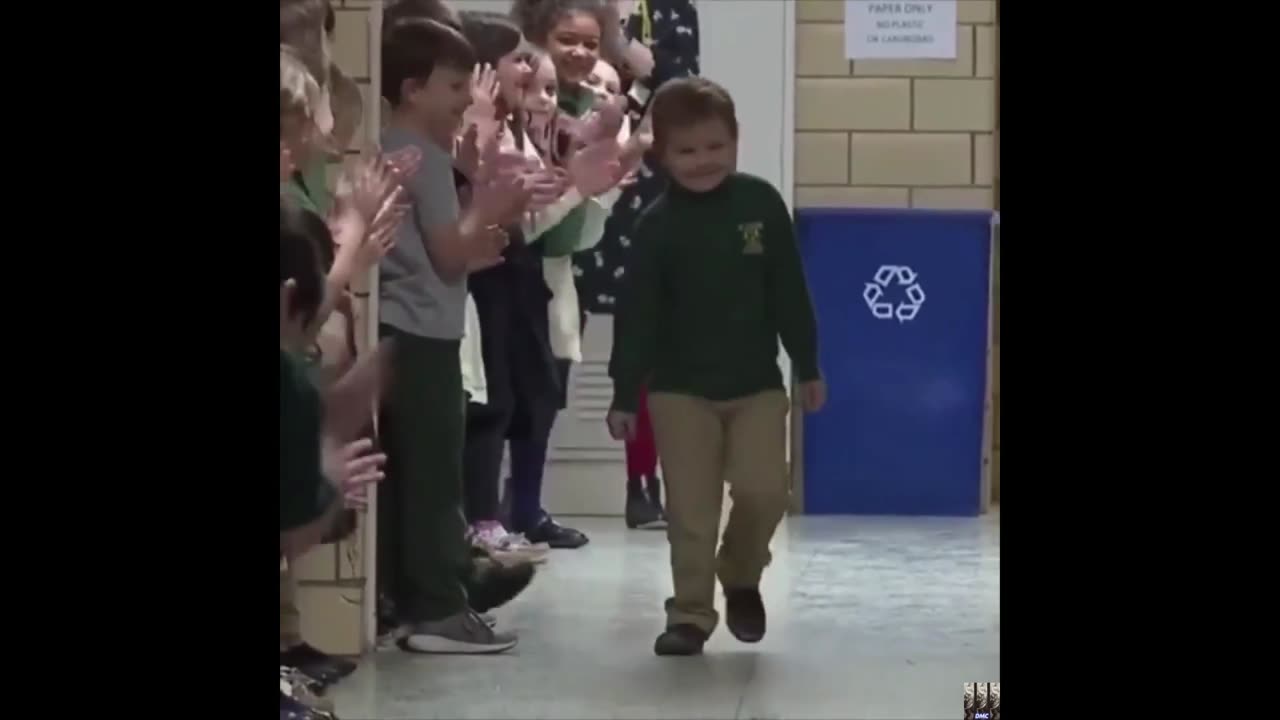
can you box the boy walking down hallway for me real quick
[607,77,827,656]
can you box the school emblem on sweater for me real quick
[739,221,764,254]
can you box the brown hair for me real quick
[649,77,739,151]
[280,0,330,85]
[385,0,463,32]
[381,17,477,107]
[459,10,523,67]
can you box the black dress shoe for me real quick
[724,587,767,643]
[522,514,589,548]
[466,557,536,612]
[654,624,709,656]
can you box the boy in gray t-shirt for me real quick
[376,18,530,655]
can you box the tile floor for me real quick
[331,513,1000,720]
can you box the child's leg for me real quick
[648,392,728,634]
[716,389,791,590]
[508,391,582,543]
[463,400,510,525]
[378,327,470,623]
[625,385,659,478]
[507,429,549,532]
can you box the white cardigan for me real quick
[521,122,628,362]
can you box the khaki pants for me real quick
[280,560,302,651]
[648,389,790,634]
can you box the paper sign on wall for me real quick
[845,1,957,60]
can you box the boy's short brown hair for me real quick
[381,17,477,107]
[385,0,463,32]
[649,77,739,151]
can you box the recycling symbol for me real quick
[863,265,926,322]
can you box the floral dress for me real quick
[571,0,700,314]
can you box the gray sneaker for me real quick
[400,610,517,654]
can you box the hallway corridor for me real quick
[331,514,1000,719]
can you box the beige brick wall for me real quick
[793,0,997,210]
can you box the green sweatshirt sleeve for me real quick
[537,202,589,257]
[609,211,663,413]
[764,192,821,383]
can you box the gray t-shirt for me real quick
[378,125,466,340]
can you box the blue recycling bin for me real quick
[798,208,993,516]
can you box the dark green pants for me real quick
[377,326,470,623]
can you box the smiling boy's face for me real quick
[659,117,737,194]
[404,63,474,145]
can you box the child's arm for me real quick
[573,119,634,252]
[608,211,662,414]
[305,212,368,342]
[415,149,490,284]
[763,188,821,384]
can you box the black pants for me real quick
[462,381,559,528]
[461,320,560,527]
[376,326,470,623]
[462,400,506,524]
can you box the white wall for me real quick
[696,0,792,201]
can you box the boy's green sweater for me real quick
[608,172,820,413]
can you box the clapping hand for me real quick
[471,130,535,225]
[355,191,409,268]
[567,138,623,197]
[322,437,386,510]
[454,124,482,181]
[463,64,502,149]
[576,95,628,146]
[523,164,569,212]
[616,114,653,188]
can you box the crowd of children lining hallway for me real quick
[279,0,823,717]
